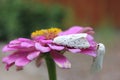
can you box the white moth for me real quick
[91,43,105,73]
[53,33,90,49]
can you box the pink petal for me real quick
[68,48,81,53]
[59,26,83,35]
[86,31,95,35]
[2,45,17,52]
[86,34,94,41]
[9,38,32,44]
[80,49,97,57]
[35,42,50,53]
[15,57,31,66]
[86,35,97,48]
[82,27,95,35]
[8,44,19,48]
[84,27,93,31]
[2,53,20,64]
[27,51,40,60]
[50,51,71,68]
[48,44,64,51]
[40,40,53,44]
[2,57,11,64]
[2,52,29,65]
[20,42,33,48]
[10,39,20,44]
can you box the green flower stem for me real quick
[45,53,57,80]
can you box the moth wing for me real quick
[67,37,90,48]
[53,33,90,48]
[53,35,70,46]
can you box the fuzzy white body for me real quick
[91,43,105,73]
[53,33,90,49]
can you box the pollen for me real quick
[31,28,62,39]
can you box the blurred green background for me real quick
[0,0,120,80]
[0,0,119,42]
[0,0,68,41]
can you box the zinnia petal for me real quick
[68,48,81,53]
[35,42,51,52]
[27,51,40,60]
[20,42,33,48]
[2,45,17,52]
[15,57,31,66]
[80,48,97,57]
[50,51,71,68]
[10,39,20,44]
[58,26,83,35]
[86,35,97,48]
[40,40,53,44]
[2,52,21,64]
[48,44,64,51]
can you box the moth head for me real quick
[97,43,105,55]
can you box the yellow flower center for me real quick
[31,28,62,39]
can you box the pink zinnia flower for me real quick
[2,26,97,70]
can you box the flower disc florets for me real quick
[31,28,62,39]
